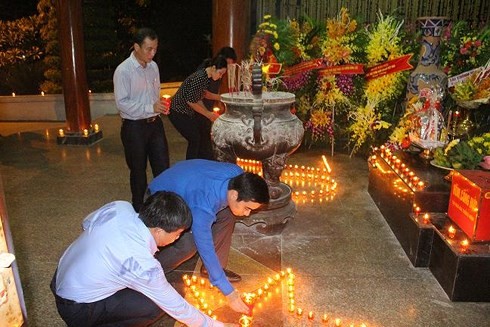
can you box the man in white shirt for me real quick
[113,27,170,213]
[51,191,236,326]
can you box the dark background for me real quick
[0,0,212,82]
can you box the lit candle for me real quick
[322,314,329,323]
[94,124,99,132]
[12,92,15,97]
[83,129,89,137]
[335,318,342,326]
[288,304,295,313]
[415,206,421,216]
[58,129,65,137]
[296,308,303,316]
[239,315,253,327]
[422,213,430,224]
[460,239,469,252]
[308,311,314,320]
[213,107,220,114]
[448,225,456,239]
[41,91,45,96]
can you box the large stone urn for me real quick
[212,68,304,233]
[407,17,449,101]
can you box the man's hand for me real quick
[226,290,251,314]
[153,99,170,115]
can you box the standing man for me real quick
[147,159,270,314]
[51,191,236,326]
[114,27,170,212]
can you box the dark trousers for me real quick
[51,272,163,327]
[168,110,214,160]
[155,208,235,272]
[121,117,169,212]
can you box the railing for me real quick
[254,0,489,26]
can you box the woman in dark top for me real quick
[168,55,228,160]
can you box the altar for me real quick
[368,148,490,302]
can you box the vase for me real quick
[212,90,304,234]
[407,17,449,101]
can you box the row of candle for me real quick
[412,207,470,253]
[58,124,100,137]
[236,157,338,204]
[371,146,425,191]
[11,90,94,97]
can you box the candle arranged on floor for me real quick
[181,267,369,326]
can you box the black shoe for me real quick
[200,266,242,282]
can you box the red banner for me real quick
[318,64,364,76]
[365,54,413,80]
[263,63,283,75]
[283,59,325,76]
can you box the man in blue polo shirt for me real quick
[148,159,270,314]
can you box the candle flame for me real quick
[322,155,332,173]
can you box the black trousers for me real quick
[168,110,214,160]
[155,207,236,272]
[51,272,163,327]
[120,117,169,212]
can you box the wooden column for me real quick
[212,0,251,62]
[55,0,91,133]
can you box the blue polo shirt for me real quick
[148,159,243,295]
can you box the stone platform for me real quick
[368,149,490,302]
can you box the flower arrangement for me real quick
[441,21,490,77]
[433,132,490,169]
[450,62,490,108]
[321,7,358,65]
[288,17,323,64]
[349,12,410,155]
[250,14,280,63]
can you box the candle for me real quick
[94,124,99,132]
[41,91,45,96]
[213,107,220,114]
[322,314,329,323]
[296,308,303,316]
[12,92,15,97]
[83,129,89,137]
[308,311,314,320]
[422,213,430,224]
[448,225,456,239]
[335,318,342,326]
[58,129,65,137]
[460,239,469,252]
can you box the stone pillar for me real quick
[212,0,251,62]
[55,0,91,133]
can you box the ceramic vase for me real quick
[407,17,449,101]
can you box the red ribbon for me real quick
[318,64,365,76]
[283,59,325,76]
[365,54,413,80]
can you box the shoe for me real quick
[200,266,242,282]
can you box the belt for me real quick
[55,294,78,305]
[122,116,159,123]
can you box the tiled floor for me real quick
[1,115,489,327]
